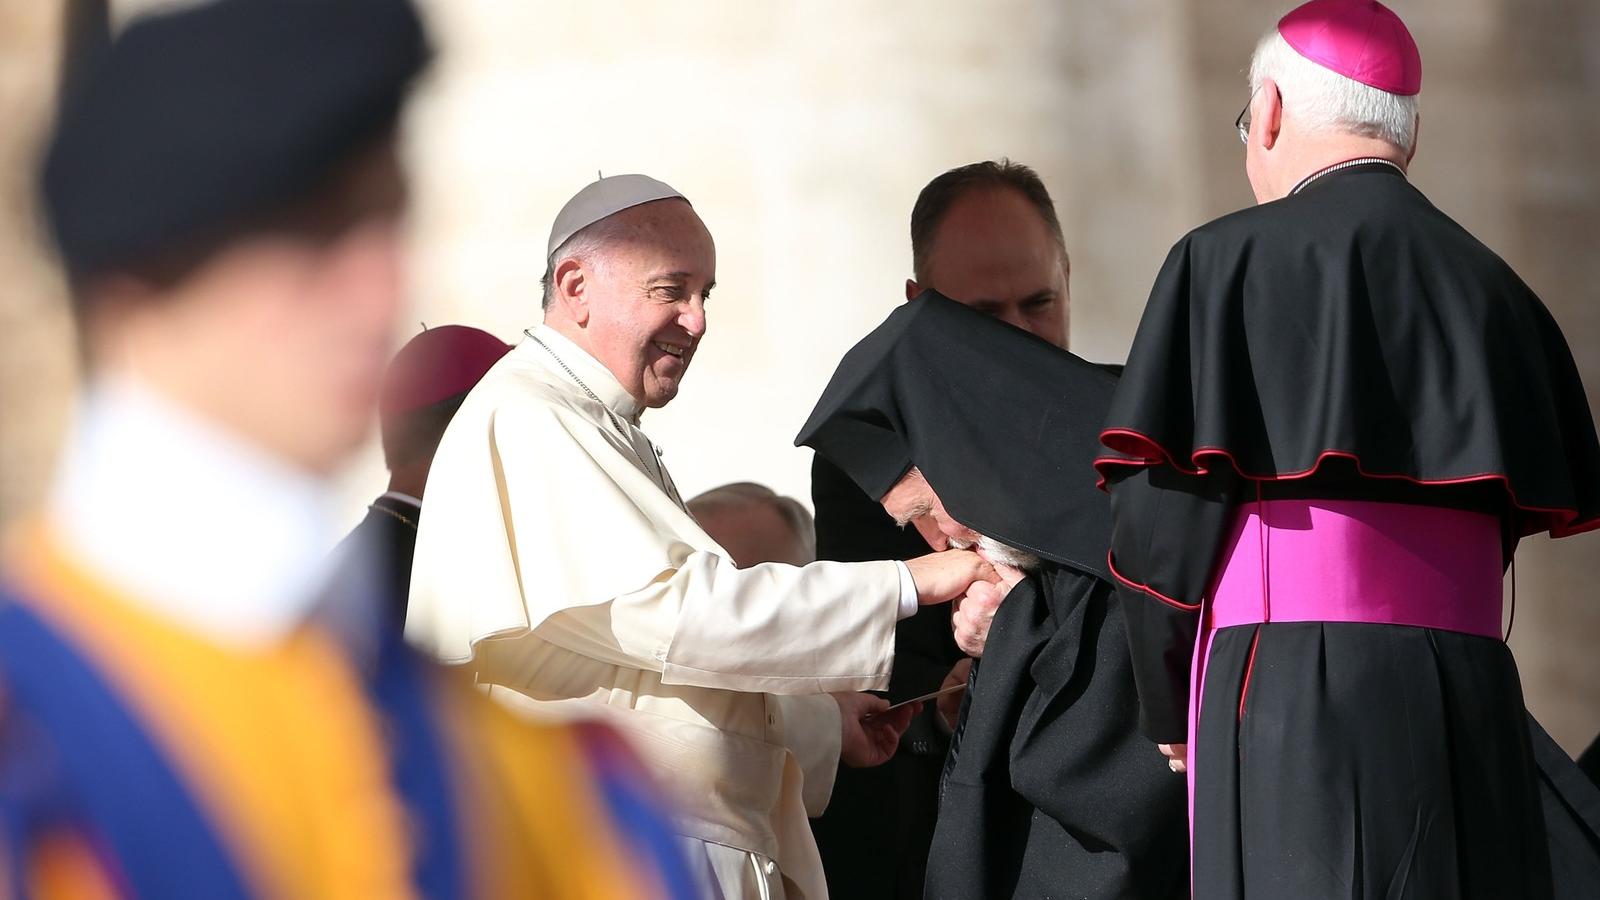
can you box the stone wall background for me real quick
[2,0,1597,751]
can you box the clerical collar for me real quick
[379,489,422,509]
[47,376,338,648]
[522,324,646,424]
[1290,157,1406,196]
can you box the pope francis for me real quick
[407,174,994,899]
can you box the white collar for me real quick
[523,323,646,424]
[379,490,422,509]
[47,376,339,648]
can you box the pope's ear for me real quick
[553,256,589,325]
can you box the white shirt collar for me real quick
[47,376,339,648]
[379,490,422,509]
[524,323,645,424]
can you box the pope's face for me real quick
[879,467,982,551]
[580,199,716,409]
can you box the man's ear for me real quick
[1406,113,1420,165]
[904,278,920,302]
[553,257,589,326]
[1260,77,1284,151]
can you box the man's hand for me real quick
[906,549,997,605]
[833,691,918,768]
[1158,743,1187,774]
[953,582,1003,656]
[936,658,973,730]
[951,558,1026,656]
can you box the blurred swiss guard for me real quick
[0,1,693,898]
[341,325,511,627]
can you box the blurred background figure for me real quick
[688,481,817,568]
[340,323,510,627]
[0,2,693,897]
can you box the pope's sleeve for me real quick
[1105,464,1235,744]
[536,552,903,694]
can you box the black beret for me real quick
[41,0,429,280]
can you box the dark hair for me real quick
[909,159,1068,283]
[380,388,470,471]
[67,135,405,303]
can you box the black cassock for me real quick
[797,293,1188,900]
[1099,162,1600,899]
[336,494,420,629]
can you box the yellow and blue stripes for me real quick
[0,530,695,899]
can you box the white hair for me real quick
[1249,30,1418,155]
[540,216,627,311]
[948,534,1043,573]
[977,535,1041,572]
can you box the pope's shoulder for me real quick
[454,348,597,425]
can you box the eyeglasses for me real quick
[1236,86,1262,145]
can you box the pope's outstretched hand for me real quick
[905,549,997,605]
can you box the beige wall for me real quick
[2,0,1597,751]
[0,2,74,525]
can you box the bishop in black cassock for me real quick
[340,324,509,627]
[1097,3,1600,897]
[798,292,1188,899]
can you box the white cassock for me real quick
[407,324,912,900]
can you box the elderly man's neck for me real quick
[386,459,430,501]
[1272,135,1410,202]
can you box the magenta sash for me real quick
[1184,499,1505,873]
[1209,499,1503,637]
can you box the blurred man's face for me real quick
[557,199,716,409]
[909,186,1070,350]
[92,146,407,475]
[691,500,812,568]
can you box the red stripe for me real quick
[1237,629,1261,721]
[1093,427,1600,538]
[1105,550,1201,611]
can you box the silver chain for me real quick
[523,330,665,489]
[1291,157,1405,195]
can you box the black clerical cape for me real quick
[798,293,1188,900]
[1098,162,1600,900]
